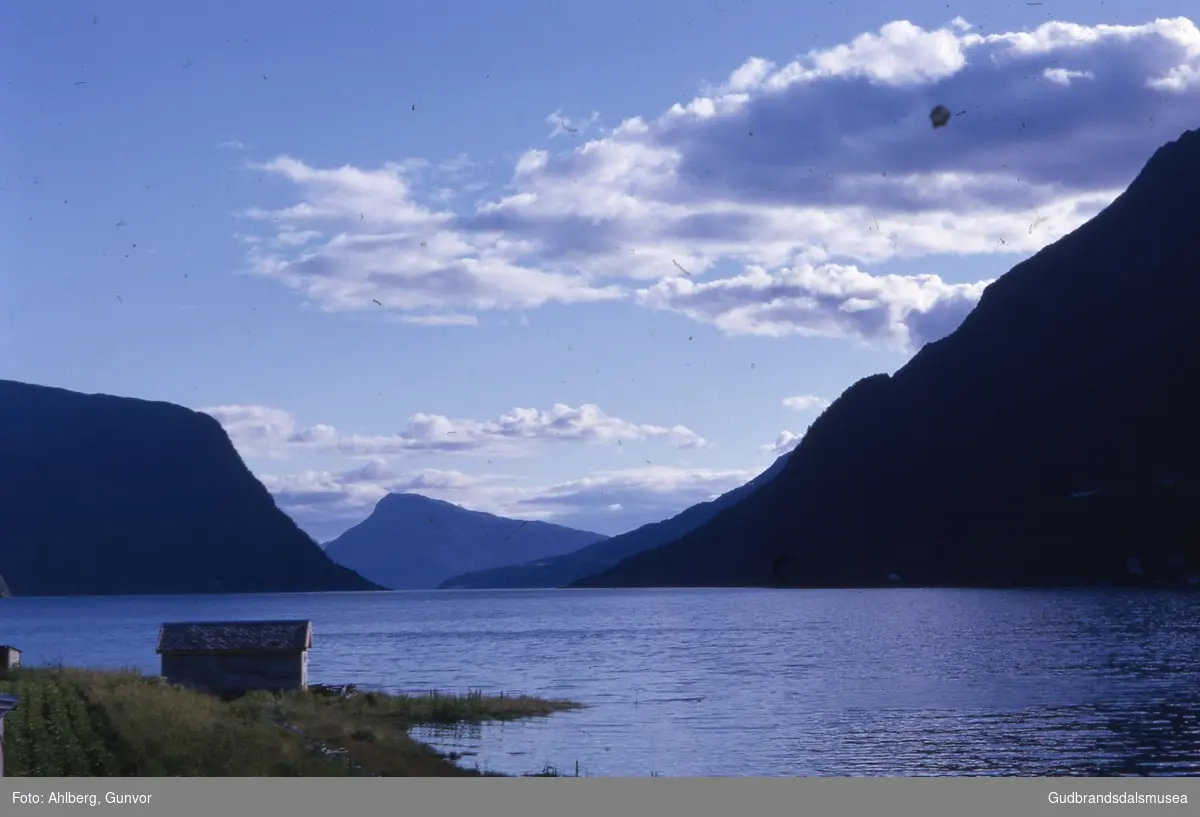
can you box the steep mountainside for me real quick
[439,451,793,589]
[323,493,607,590]
[576,127,1200,590]
[0,380,380,596]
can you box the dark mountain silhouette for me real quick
[323,493,607,590]
[439,451,793,589]
[0,380,381,596]
[576,127,1200,590]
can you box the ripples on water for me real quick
[3,587,1198,776]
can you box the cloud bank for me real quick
[782,395,831,411]
[219,16,1200,538]
[236,16,1199,350]
[261,460,753,541]
[201,402,710,460]
[203,403,730,537]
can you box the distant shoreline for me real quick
[4,580,1198,600]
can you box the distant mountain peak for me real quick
[376,492,458,511]
[380,491,444,504]
[324,493,607,590]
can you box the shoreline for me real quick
[0,666,582,777]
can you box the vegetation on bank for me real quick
[0,667,581,776]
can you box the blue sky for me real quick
[4,0,1198,541]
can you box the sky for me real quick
[3,1,1199,542]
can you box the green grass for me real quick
[0,668,581,777]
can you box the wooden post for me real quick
[0,694,19,778]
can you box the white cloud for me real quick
[437,154,475,175]
[274,229,323,248]
[238,156,624,320]
[1043,67,1095,86]
[802,18,970,84]
[201,405,299,459]
[1151,62,1200,91]
[234,16,1200,349]
[782,395,831,412]
[261,459,752,540]
[217,139,247,151]
[201,402,709,459]
[760,430,805,456]
[639,263,993,347]
[546,109,602,139]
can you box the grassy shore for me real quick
[0,667,581,776]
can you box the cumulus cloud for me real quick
[261,459,752,540]
[202,405,300,458]
[235,16,1200,348]
[760,430,805,456]
[201,402,709,459]
[761,397,830,453]
[782,395,830,412]
[640,263,993,346]
[239,156,624,318]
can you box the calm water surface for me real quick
[2,588,1199,777]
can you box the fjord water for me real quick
[3,588,1198,777]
